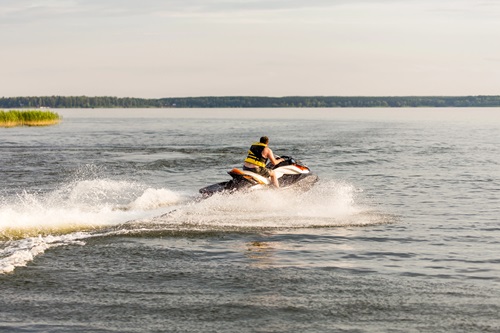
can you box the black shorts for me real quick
[243,165,271,178]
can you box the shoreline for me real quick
[2,95,500,109]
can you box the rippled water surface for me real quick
[1,108,499,332]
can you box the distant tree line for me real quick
[1,95,500,108]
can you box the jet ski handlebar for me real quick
[268,155,296,169]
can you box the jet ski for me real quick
[199,155,318,196]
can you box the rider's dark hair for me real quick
[260,136,269,144]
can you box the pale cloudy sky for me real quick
[1,0,499,98]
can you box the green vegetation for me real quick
[0,110,61,127]
[1,95,500,109]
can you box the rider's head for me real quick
[260,136,269,145]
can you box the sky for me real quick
[1,0,499,98]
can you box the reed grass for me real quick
[0,109,61,127]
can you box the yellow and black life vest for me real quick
[244,142,267,168]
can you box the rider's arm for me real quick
[264,148,284,166]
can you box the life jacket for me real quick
[244,142,268,168]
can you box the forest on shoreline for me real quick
[1,95,500,108]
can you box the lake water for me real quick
[1,108,499,332]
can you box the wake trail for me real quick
[1,179,393,274]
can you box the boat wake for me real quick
[0,177,393,274]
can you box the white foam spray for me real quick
[153,180,379,229]
[0,233,90,274]
[0,177,388,274]
[0,178,184,274]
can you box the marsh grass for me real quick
[0,110,61,127]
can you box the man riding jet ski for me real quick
[199,136,318,196]
[243,136,283,188]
